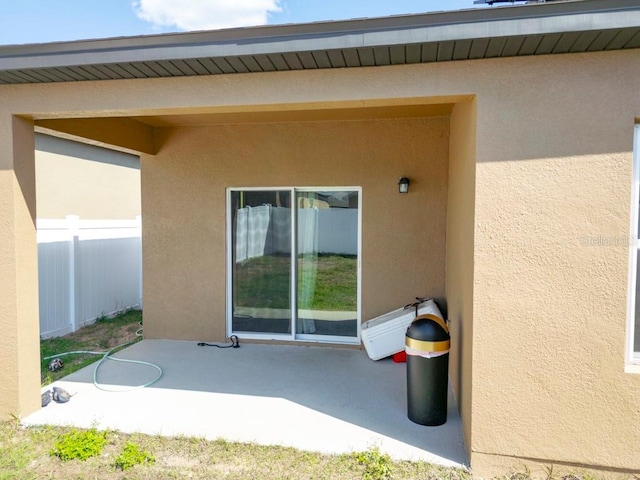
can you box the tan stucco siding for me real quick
[35,134,140,220]
[447,100,476,454]
[0,115,40,419]
[471,152,640,475]
[470,53,640,473]
[141,117,449,341]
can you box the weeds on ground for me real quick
[351,447,393,480]
[114,441,155,470]
[50,427,108,461]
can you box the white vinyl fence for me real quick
[235,205,358,263]
[37,216,142,339]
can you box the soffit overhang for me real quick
[1,0,639,85]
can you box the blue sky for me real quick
[0,1,489,46]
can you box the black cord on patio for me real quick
[197,335,240,349]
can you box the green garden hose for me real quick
[43,336,163,392]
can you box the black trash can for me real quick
[405,314,450,426]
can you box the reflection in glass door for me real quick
[229,190,292,335]
[228,188,360,343]
[296,190,359,340]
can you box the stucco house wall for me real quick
[142,117,449,341]
[0,32,639,478]
[469,52,640,474]
[447,100,476,454]
[35,133,140,220]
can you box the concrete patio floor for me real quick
[24,340,468,468]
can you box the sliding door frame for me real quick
[226,186,362,345]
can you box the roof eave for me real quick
[1,0,639,83]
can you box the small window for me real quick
[627,125,640,368]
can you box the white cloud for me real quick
[132,0,282,31]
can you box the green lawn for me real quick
[0,420,618,480]
[235,254,357,311]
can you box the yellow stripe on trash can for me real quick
[405,338,450,353]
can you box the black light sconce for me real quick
[398,176,410,194]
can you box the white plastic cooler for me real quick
[361,299,444,360]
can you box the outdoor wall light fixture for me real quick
[398,176,410,194]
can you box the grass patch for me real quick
[40,309,142,385]
[236,254,357,311]
[0,421,632,480]
[235,254,291,309]
[300,254,357,310]
[0,423,34,475]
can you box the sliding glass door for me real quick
[229,190,292,335]
[227,188,360,343]
[295,190,359,340]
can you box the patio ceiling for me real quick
[30,101,458,155]
[1,0,639,85]
[131,103,456,127]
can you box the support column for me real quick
[0,115,40,419]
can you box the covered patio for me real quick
[24,340,467,468]
[4,1,640,476]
